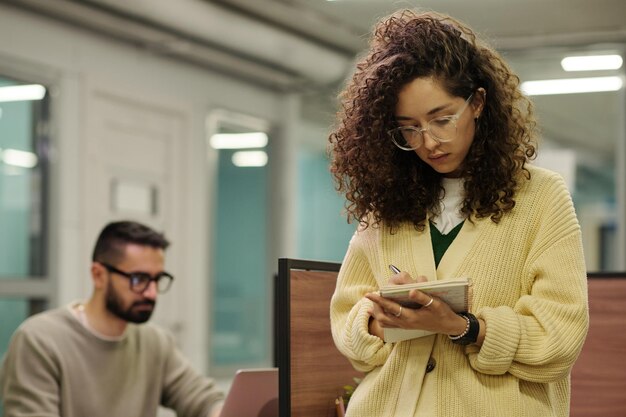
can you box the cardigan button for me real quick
[426,357,436,373]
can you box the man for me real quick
[0,220,224,417]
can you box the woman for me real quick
[328,9,589,417]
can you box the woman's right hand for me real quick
[388,271,428,286]
[367,270,428,338]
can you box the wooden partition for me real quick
[275,264,625,416]
[275,259,364,417]
[570,273,626,417]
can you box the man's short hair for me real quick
[92,220,170,264]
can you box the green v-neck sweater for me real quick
[430,220,464,268]
[330,165,589,417]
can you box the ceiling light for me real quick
[1,148,38,168]
[231,151,268,167]
[0,84,46,102]
[561,54,623,71]
[521,76,623,96]
[209,132,268,149]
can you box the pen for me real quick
[389,264,401,274]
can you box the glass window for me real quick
[208,111,271,373]
[0,75,48,278]
[296,149,354,262]
[0,74,51,374]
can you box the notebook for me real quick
[379,277,471,342]
[219,368,279,417]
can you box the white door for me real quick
[82,81,190,349]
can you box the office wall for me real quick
[0,4,290,372]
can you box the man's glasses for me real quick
[99,262,174,294]
[388,93,474,151]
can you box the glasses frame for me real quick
[99,262,174,294]
[388,93,475,151]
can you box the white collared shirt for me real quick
[431,177,465,234]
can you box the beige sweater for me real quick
[0,306,224,417]
[330,165,589,417]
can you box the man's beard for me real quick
[105,280,156,323]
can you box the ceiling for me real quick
[210,0,626,54]
[5,0,626,175]
[211,0,624,167]
[10,0,626,88]
[211,0,626,170]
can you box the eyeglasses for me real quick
[388,93,474,151]
[99,262,174,294]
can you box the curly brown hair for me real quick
[329,9,537,230]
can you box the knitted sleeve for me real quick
[159,329,225,417]
[468,173,589,382]
[330,231,394,372]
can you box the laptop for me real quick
[220,368,278,417]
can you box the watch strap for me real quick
[449,312,479,345]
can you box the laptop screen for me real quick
[219,368,278,417]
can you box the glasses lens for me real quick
[129,273,152,293]
[391,127,421,150]
[156,274,173,293]
[429,117,457,142]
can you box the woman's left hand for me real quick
[365,286,467,336]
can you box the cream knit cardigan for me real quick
[330,165,589,417]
